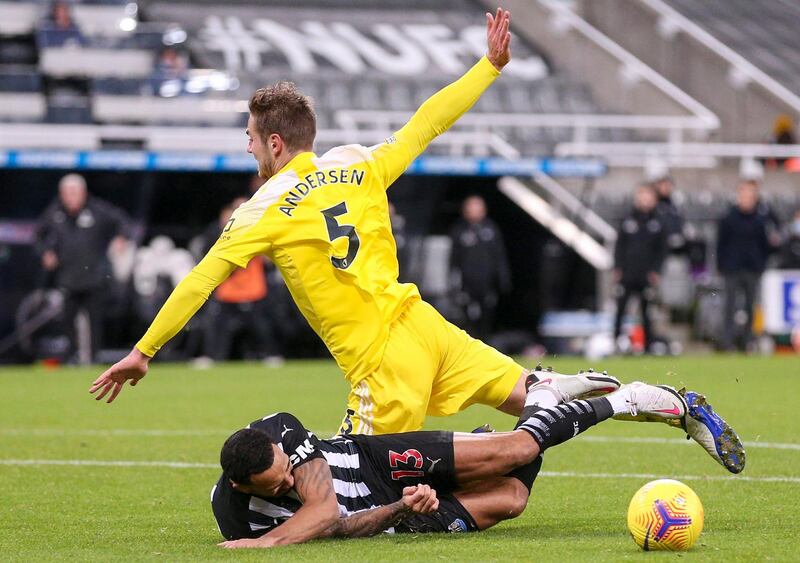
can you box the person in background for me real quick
[652,175,685,254]
[449,195,511,342]
[613,183,666,353]
[198,198,283,366]
[153,47,188,79]
[39,0,85,48]
[777,209,800,270]
[716,180,775,351]
[36,173,131,363]
[767,114,796,168]
[388,202,411,282]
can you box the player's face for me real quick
[236,444,295,498]
[246,114,273,180]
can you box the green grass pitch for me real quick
[1,356,797,561]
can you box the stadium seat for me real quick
[0,1,39,36]
[666,0,800,96]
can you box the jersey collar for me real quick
[278,151,317,176]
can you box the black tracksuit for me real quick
[613,209,666,348]
[716,205,772,349]
[36,196,130,360]
[449,218,511,341]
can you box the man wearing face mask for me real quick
[777,209,800,269]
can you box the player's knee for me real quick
[498,479,530,520]
[509,444,536,469]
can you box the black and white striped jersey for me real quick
[211,412,382,540]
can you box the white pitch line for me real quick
[0,459,217,469]
[2,430,798,452]
[0,429,228,437]
[580,435,800,451]
[0,460,798,484]
[539,471,800,484]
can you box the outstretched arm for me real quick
[89,253,236,402]
[371,8,512,186]
[219,459,341,549]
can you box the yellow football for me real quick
[627,479,704,551]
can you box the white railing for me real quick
[532,171,617,242]
[498,176,614,270]
[639,0,800,113]
[336,110,716,147]
[556,141,800,169]
[557,142,800,159]
[538,0,719,127]
[0,122,518,157]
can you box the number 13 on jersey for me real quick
[321,202,360,270]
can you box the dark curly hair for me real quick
[248,81,316,152]
[220,427,275,485]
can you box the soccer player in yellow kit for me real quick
[91,10,544,433]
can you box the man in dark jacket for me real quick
[652,175,686,253]
[449,195,511,341]
[777,209,800,270]
[37,174,131,362]
[716,180,774,351]
[613,183,666,352]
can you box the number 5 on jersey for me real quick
[321,202,360,270]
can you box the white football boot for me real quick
[611,382,687,423]
[525,365,621,403]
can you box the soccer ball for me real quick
[627,479,704,551]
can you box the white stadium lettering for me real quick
[198,17,546,79]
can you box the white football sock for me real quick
[605,388,631,415]
[524,384,560,409]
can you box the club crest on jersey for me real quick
[447,518,468,533]
[279,168,366,217]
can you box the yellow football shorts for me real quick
[340,299,524,435]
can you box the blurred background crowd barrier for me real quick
[1,0,799,364]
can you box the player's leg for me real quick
[450,393,622,486]
[354,428,532,535]
[499,365,622,416]
[419,299,620,418]
[338,303,440,434]
[452,430,540,482]
[523,377,746,474]
[391,477,531,534]
[452,476,530,530]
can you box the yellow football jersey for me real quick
[209,146,421,383]
[135,56,500,384]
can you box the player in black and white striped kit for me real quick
[212,411,467,540]
[212,370,744,548]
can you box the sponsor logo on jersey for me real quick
[289,437,316,465]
